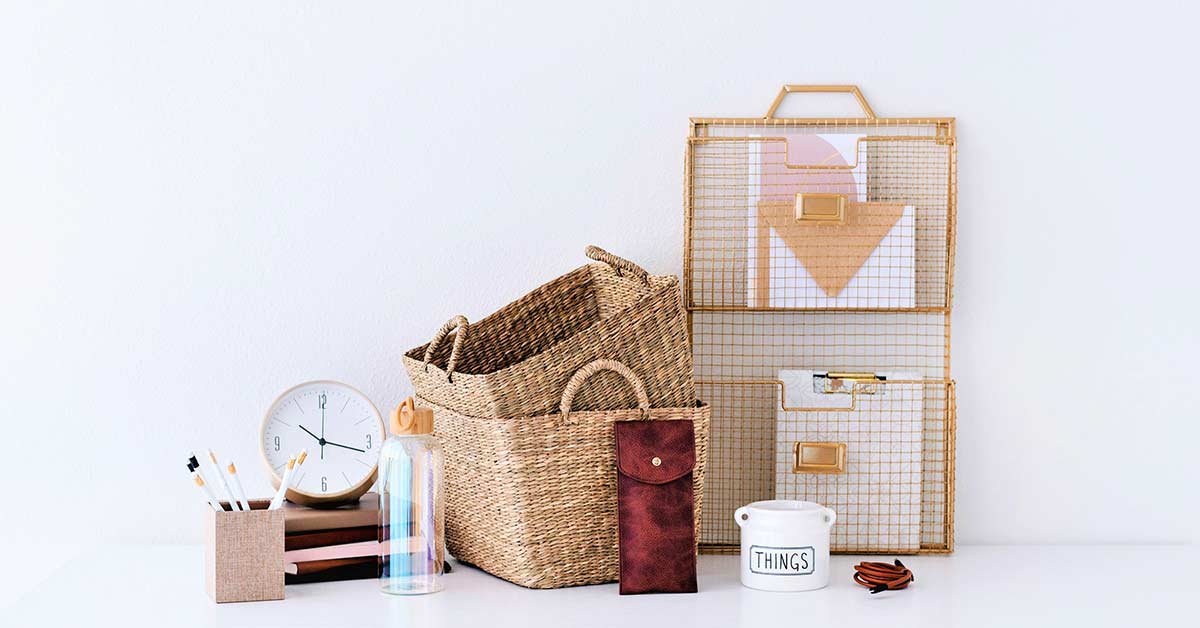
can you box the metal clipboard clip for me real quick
[815,372,885,395]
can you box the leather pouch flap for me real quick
[615,420,695,485]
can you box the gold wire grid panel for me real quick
[684,86,956,554]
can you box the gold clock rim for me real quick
[258,379,386,507]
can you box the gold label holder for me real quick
[793,442,847,474]
[795,193,846,224]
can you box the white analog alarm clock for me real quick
[260,380,386,507]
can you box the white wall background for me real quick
[2,0,1197,548]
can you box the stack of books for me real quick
[283,493,379,584]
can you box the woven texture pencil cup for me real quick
[204,499,285,603]
[403,245,695,419]
[426,359,710,589]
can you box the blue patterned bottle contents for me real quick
[380,397,444,595]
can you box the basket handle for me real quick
[765,85,877,120]
[585,245,649,284]
[559,359,651,422]
[422,315,470,382]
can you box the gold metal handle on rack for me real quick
[765,85,877,120]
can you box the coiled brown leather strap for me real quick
[853,560,914,593]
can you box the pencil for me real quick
[191,468,223,511]
[226,461,252,511]
[206,450,243,511]
[268,455,297,510]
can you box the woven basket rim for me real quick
[420,396,709,423]
[404,264,681,377]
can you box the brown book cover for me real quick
[283,493,379,533]
[285,526,377,551]
[285,557,379,585]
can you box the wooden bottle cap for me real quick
[390,396,433,435]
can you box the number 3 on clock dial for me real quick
[259,380,385,507]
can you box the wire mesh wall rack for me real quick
[684,85,956,554]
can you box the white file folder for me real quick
[774,369,923,552]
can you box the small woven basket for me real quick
[403,246,695,418]
[425,360,710,589]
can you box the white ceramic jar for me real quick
[734,500,836,592]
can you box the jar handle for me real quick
[823,507,837,528]
[734,506,750,527]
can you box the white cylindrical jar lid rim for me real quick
[740,500,832,524]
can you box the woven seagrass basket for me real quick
[425,360,709,589]
[403,246,695,418]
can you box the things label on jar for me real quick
[748,545,816,576]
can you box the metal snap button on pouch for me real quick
[651,457,662,466]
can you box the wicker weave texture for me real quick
[425,360,710,589]
[404,247,695,419]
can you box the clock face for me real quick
[260,381,385,502]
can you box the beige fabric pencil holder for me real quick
[204,499,285,603]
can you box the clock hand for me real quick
[298,424,333,460]
[320,405,326,460]
[323,439,366,454]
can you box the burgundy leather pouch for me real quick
[615,420,697,595]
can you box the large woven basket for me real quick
[403,246,695,419]
[425,360,710,589]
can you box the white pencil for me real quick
[188,456,224,511]
[226,461,252,511]
[206,450,243,511]
[192,471,222,511]
[268,455,297,510]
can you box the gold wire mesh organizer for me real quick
[683,85,956,554]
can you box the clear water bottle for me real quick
[379,397,444,595]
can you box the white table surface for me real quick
[2,545,1191,627]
